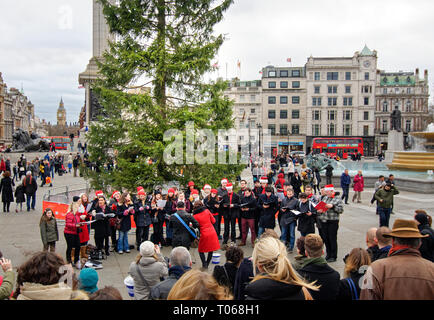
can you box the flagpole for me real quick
[226,62,228,80]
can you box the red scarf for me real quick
[388,244,411,257]
[307,193,313,199]
[229,192,233,205]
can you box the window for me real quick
[292,110,300,119]
[268,96,276,104]
[406,100,412,112]
[345,72,351,80]
[343,97,353,106]
[328,97,337,106]
[362,86,372,93]
[268,110,276,119]
[405,120,411,132]
[328,110,337,121]
[280,70,288,77]
[268,70,276,77]
[328,86,338,94]
[364,97,369,105]
[292,81,300,88]
[382,120,388,132]
[327,123,336,136]
[292,70,301,77]
[364,111,369,120]
[292,124,300,134]
[314,86,320,94]
[280,96,288,104]
[383,101,388,112]
[280,81,288,88]
[312,124,321,136]
[268,124,276,136]
[280,124,288,135]
[383,88,387,94]
[251,108,255,114]
[250,95,255,101]
[239,108,245,115]
[363,125,369,136]
[327,72,339,80]
[343,110,352,121]
[345,85,351,94]
[268,81,276,88]
[314,72,320,81]
[280,110,288,119]
[239,95,245,102]
[312,110,321,121]
[365,72,369,80]
[343,124,352,136]
[407,88,412,94]
[292,96,300,104]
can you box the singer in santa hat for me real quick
[107,190,121,252]
[316,184,344,262]
[221,182,240,248]
[134,187,152,248]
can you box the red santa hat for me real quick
[111,190,120,198]
[221,178,228,184]
[191,189,199,195]
[203,184,211,190]
[188,181,195,187]
[137,186,146,196]
[324,184,335,192]
[226,183,233,190]
[259,177,268,184]
[95,190,104,198]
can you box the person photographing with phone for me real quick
[0,252,14,300]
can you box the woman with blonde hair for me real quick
[337,248,371,300]
[167,269,232,300]
[244,236,319,300]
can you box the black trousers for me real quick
[109,225,117,248]
[64,233,80,264]
[341,186,349,204]
[199,252,214,267]
[136,226,150,246]
[326,176,332,185]
[322,220,339,259]
[95,235,110,253]
[152,220,165,245]
[223,214,237,244]
[216,211,223,236]
[3,201,11,212]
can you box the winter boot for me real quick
[80,246,88,264]
[70,248,75,263]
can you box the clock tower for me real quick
[57,97,67,127]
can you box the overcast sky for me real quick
[1,0,433,124]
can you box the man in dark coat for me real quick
[325,163,334,185]
[415,213,434,262]
[23,171,37,211]
[340,169,351,204]
[150,246,192,300]
[216,178,229,240]
[257,186,278,238]
[168,201,199,250]
[0,171,15,212]
[372,226,392,262]
[298,234,340,300]
[221,183,240,246]
[279,188,298,252]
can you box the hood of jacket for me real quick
[139,256,159,267]
[169,265,191,279]
[192,206,207,215]
[17,282,73,300]
[300,256,331,272]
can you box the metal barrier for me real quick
[43,183,91,204]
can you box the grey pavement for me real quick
[0,157,432,299]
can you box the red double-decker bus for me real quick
[42,136,70,150]
[312,137,363,159]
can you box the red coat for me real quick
[77,211,91,244]
[64,211,79,235]
[193,208,220,253]
[0,160,5,172]
[353,174,364,192]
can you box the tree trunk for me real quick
[155,0,167,119]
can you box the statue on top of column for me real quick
[391,106,402,132]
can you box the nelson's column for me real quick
[78,0,114,131]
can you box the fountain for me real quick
[387,123,434,171]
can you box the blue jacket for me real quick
[340,173,351,188]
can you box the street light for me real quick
[256,123,262,156]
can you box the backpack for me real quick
[345,278,359,300]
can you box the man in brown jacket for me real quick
[360,219,434,300]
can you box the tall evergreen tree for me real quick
[85,0,244,193]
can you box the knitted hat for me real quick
[188,181,195,187]
[140,241,155,257]
[167,188,175,194]
[137,186,146,196]
[78,268,99,294]
[211,189,218,194]
[191,189,199,195]
[278,173,284,179]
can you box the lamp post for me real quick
[257,123,262,157]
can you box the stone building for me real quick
[260,66,307,156]
[375,69,430,152]
[305,45,377,156]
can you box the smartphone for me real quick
[0,250,3,259]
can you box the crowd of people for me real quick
[0,151,433,301]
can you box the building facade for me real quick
[375,69,430,152]
[260,66,307,156]
[305,46,377,156]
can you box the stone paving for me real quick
[0,154,432,299]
